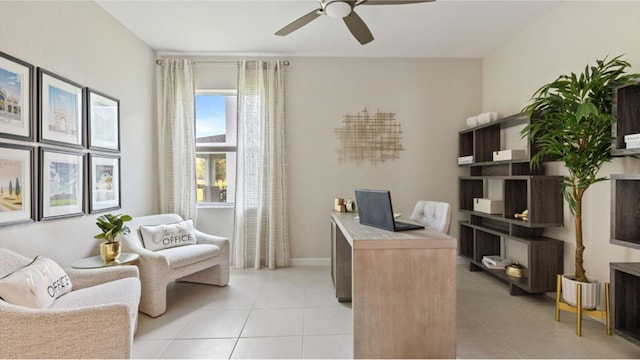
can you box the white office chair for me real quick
[409,200,452,234]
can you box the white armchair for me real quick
[0,248,141,359]
[409,200,452,234]
[120,213,230,317]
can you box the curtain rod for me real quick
[155,59,289,66]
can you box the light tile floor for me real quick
[132,260,640,359]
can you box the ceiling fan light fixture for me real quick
[325,1,352,18]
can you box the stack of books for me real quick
[625,133,640,149]
[481,255,513,270]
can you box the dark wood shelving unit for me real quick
[610,263,640,344]
[458,113,564,295]
[612,84,640,156]
[610,174,640,250]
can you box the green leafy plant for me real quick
[521,55,639,283]
[94,213,132,243]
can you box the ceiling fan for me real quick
[275,0,435,45]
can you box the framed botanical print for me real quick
[39,147,85,220]
[38,68,84,148]
[88,153,120,213]
[0,51,34,140]
[0,143,35,226]
[86,88,120,152]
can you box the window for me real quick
[195,90,237,206]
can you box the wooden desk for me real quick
[331,211,457,359]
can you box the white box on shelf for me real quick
[493,149,527,161]
[473,198,503,214]
[624,133,640,143]
[625,139,640,149]
[458,155,474,165]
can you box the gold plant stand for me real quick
[555,274,610,336]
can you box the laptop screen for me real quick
[354,189,396,231]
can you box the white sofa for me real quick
[121,213,230,317]
[0,248,141,359]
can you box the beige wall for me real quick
[483,1,640,287]
[0,1,157,265]
[287,57,481,260]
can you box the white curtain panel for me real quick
[234,60,289,269]
[159,59,197,220]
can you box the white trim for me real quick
[290,258,331,266]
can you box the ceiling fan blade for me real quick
[343,11,374,45]
[275,8,322,36]
[357,0,435,5]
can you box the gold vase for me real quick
[100,241,121,263]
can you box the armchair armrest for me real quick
[0,302,133,358]
[195,230,229,250]
[65,265,139,291]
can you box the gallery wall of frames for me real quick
[0,50,122,227]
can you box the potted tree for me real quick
[94,213,132,263]
[521,55,639,309]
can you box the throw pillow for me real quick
[0,256,73,309]
[139,219,197,251]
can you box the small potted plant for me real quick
[94,213,132,262]
[521,55,639,309]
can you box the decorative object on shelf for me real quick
[94,213,132,263]
[493,149,527,162]
[345,199,356,212]
[514,209,529,222]
[521,55,639,296]
[0,51,34,141]
[86,88,120,152]
[334,108,404,165]
[0,143,35,227]
[334,197,346,212]
[505,262,526,278]
[88,154,121,213]
[39,147,85,220]
[465,112,499,128]
[481,255,513,270]
[457,155,473,165]
[38,68,84,148]
[473,198,503,214]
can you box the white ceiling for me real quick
[96,0,562,58]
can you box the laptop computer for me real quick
[354,189,424,232]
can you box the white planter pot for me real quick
[561,274,600,310]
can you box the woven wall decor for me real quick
[334,108,404,165]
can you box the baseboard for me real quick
[290,257,331,266]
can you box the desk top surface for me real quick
[331,211,457,250]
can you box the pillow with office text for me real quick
[139,220,197,251]
[0,256,72,309]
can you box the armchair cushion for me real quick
[139,219,197,251]
[0,256,72,309]
[160,244,221,269]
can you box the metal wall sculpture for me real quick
[334,108,404,165]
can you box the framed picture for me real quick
[86,88,120,152]
[0,143,35,226]
[88,154,120,213]
[39,147,85,220]
[0,51,34,140]
[38,68,84,148]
